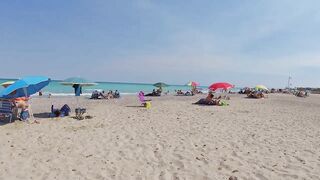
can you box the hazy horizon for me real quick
[1,0,319,88]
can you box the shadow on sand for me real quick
[125,105,144,108]
[33,112,51,119]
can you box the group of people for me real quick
[175,89,203,96]
[175,90,194,96]
[238,88,267,99]
[145,88,162,96]
[91,90,120,99]
[295,91,309,98]
[247,91,265,99]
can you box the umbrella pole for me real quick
[75,95,80,119]
[76,96,79,108]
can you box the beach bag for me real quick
[145,102,151,109]
[60,104,71,116]
[20,110,30,121]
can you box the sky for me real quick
[0,0,319,87]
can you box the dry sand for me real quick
[0,94,319,180]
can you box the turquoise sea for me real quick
[0,79,214,96]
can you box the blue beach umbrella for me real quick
[0,76,51,99]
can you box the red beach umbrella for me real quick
[209,82,234,91]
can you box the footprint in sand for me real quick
[172,160,185,170]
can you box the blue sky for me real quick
[0,0,319,87]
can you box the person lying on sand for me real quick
[194,92,214,104]
[194,95,226,106]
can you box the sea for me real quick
[0,79,209,96]
[0,79,241,96]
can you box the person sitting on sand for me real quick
[156,88,162,94]
[107,90,114,99]
[185,91,192,96]
[206,92,214,102]
[176,90,182,95]
[113,90,120,98]
[13,96,37,122]
[91,90,100,99]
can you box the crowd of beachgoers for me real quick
[0,81,312,124]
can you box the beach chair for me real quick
[0,99,17,123]
[138,92,151,108]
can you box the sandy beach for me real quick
[0,94,319,180]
